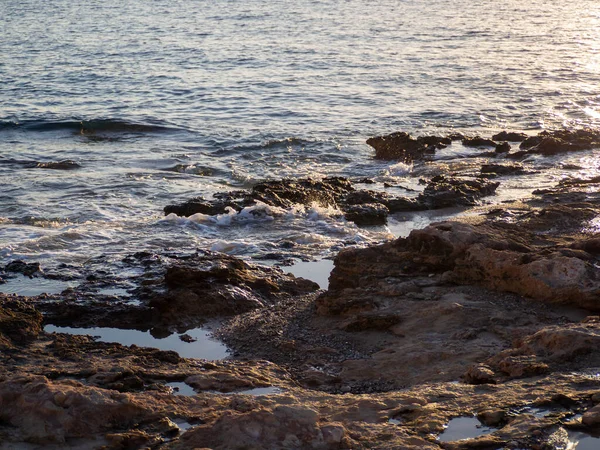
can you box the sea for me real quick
[2,0,600,286]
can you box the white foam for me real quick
[383,162,413,178]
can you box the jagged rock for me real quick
[463,364,496,385]
[0,376,146,444]
[495,141,512,153]
[492,131,528,142]
[366,132,450,161]
[462,136,497,147]
[480,163,526,176]
[582,404,600,427]
[252,177,353,209]
[519,129,600,155]
[477,409,506,426]
[147,251,319,323]
[0,298,43,347]
[5,260,41,276]
[164,197,241,216]
[417,175,499,208]
[344,203,389,226]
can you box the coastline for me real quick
[2,130,600,448]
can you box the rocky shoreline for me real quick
[3,130,600,449]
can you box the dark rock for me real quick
[492,131,528,142]
[519,135,544,149]
[0,298,43,347]
[366,132,448,161]
[519,129,600,155]
[462,137,497,148]
[147,251,319,324]
[418,175,499,209]
[495,142,511,153]
[164,197,241,217]
[344,203,389,226]
[528,137,585,155]
[5,260,41,277]
[464,364,496,385]
[26,160,81,170]
[385,197,425,213]
[480,163,526,176]
[447,132,466,141]
[252,177,353,209]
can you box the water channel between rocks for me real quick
[44,325,229,360]
[437,416,495,442]
[0,276,74,297]
[285,259,334,290]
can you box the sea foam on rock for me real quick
[164,176,499,227]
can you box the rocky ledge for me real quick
[164,175,499,226]
[5,158,600,448]
[367,127,600,161]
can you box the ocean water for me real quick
[2,0,600,275]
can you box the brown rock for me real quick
[464,364,496,385]
[582,404,600,427]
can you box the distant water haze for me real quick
[2,0,600,274]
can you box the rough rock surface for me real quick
[143,251,320,327]
[366,131,451,161]
[164,175,499,227]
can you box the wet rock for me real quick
[367,131,450,161]
[582,404,600,427]
[477,409,506,427]
[26,160,82,170]
[252,177,353,209]
[147,251,319,324]
[519,135,544,149]
[417,175,499,208]
[5,260,41,276]
[462,136,497,148]
[0,298,43,347]
[492,131,528,142]
[519,128,600,155]
[480,163,526,176]
[344,203,389,226]
[164,196,241,216]
[495,141,512,153]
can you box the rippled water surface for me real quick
[2,0,600,270]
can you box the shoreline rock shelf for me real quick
[164,175,499,227]
[5,130,600,448]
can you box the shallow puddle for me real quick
[167,382,196,396]
[568,432,600,449]
[438,416,495,442]
[285,259,334,289]
[44,325,229,360]
[0,275,73,296]
[173,420,194,432]
[388,207,467,238]
[236,386,283,396]
[96,287,130,297]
